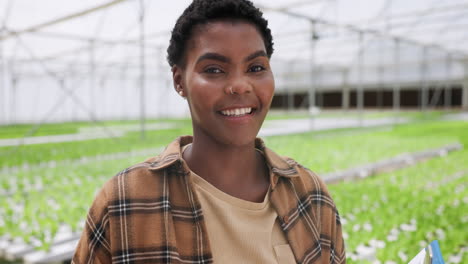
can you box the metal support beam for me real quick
[273,0,328,11]
[463,62,468,110]
[156,46,165,117]
[89,40,96,120]
[357,31,364,125]
[341,69,350,110]
[139,0,146,139]
[308,21,317,129]
[348,3,468,27]
[68,73,77,122]
[444,53,452,110]
[420,46,429,111]
[317,68,323,108]
[0,28,5,124]
[119,66,127,118]
[393,38,401,122]
[10,75,17,124]
[260,5,467,58]
[288,87,294,112]
[8,36,118,140]
[0,0,128,41]
[377,35,385,109]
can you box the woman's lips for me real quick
[219,107,253,117]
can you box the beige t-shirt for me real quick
[191,171,296,264]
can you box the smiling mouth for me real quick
[219,107,254,117]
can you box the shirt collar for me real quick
[147,136,299,179]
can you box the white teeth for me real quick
[221,107,252,117]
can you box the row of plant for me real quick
[0,124,192,168]
[0,110,451,140]
[264,126,457,175]
[0,125,457,197]
[0,154,147,251]
[0,111,454,169]
[1,118,457,171]
[0,120,466,257]
[330,150,467,263]
[327,121,468,263]
[0,118,191,139]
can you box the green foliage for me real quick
[266,109,450,121]
[328,121,468,263]
[265,124,458,175]
[0,119,190,139]
[0,117,466,261]
[330,151,468,263]
[0,123,81,139]
[0,120,192,168]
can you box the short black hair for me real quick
[167,0,274,67]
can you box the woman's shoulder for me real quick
[99,153,181,200]
[261,143,327,189]
[266,149,332,198]
[97,137,191,202]
[283,156,327,184]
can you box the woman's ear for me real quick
[172,65,185,98]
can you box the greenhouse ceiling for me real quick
[0,0,467,71]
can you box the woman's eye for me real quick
[248,65,266,73]
[204,67,224,74]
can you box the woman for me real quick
[73,0,345,263]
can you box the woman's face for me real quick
[174,20,274,147]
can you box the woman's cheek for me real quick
[257,77,275,98]
[193,75,224,91]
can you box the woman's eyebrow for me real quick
[196,53,230,64]
[244,50,267,62]
[196,50,267,65]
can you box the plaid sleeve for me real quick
[330,206,346,263]
[314,172,346,264]
[304,167,346,263]
[72,182,112,264]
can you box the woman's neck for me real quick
[183,135,269,202]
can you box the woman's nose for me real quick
[226,76,253,95]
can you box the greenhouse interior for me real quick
[0,0,467,263]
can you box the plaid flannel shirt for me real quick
[72,136,346,264]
